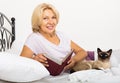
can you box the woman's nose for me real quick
[48,18,54,24]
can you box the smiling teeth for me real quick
[47,26,53,30]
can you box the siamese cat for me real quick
[70,48,112,73]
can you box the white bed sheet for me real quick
[0,73,73,83]
[0,69,120,83]
[29,69,120,83]
[69,69,120,83]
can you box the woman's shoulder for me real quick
[25,32,41,45]
[27,32,39,38]
[25,32,40,41]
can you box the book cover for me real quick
[45,50,74,76]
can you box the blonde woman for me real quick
[20,3,87,75]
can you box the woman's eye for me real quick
[43,17,48,20]
[52,16,56,19]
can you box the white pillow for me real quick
[0,52,50,82]
[111,64,120,76]
[110,49,120,67]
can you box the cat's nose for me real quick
[100,54,107,59]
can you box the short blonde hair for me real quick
[31,3,59,32]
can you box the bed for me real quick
[0,12,120,83]
[0,12,15,52]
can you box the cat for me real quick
[70,48,112,73]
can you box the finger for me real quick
[38,57,48,63]
[67,59,72,64]
[64,63,71,70]
[64,61,75,71]
[38,54,47,61]
[64,65,70,71]
[42,63,49,67]
[34,56,49,67]
[36,54,47,62]
[33,55,47,63]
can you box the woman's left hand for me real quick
[64,59,76,71]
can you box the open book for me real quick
[45,50,74,76]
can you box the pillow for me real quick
[111,65,120,76]
[0,52,50,82]
[110,55,119,67]
[110,49,120,67]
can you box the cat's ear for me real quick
[97,48,102,53]
[107,49,112,55]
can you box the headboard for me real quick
[0,12,15,52]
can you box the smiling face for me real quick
[40,9,57,34]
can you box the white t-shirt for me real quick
[24,31,71,61]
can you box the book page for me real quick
[44,53,62,65]
[44,49,74,65]
[62,49,74,63]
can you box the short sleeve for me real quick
[24,33,39,54]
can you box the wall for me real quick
[0,0,120,53]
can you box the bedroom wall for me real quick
[0,0,120,54]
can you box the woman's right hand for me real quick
[33,54,49,67]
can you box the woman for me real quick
[20,3,87,75]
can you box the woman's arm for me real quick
[71,41,87,62]
[64,41,87,70]
[20,45,34,58]
[20,45,48,67]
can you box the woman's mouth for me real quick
[47,26,54,30]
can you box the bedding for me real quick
[0,52,50,82]
[0,49,120,83]
[110,49,120,67]
[0,72,120,83]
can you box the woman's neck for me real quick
[39,30,60,45]
[39,31,56,38]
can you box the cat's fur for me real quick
[70,48,112,73]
